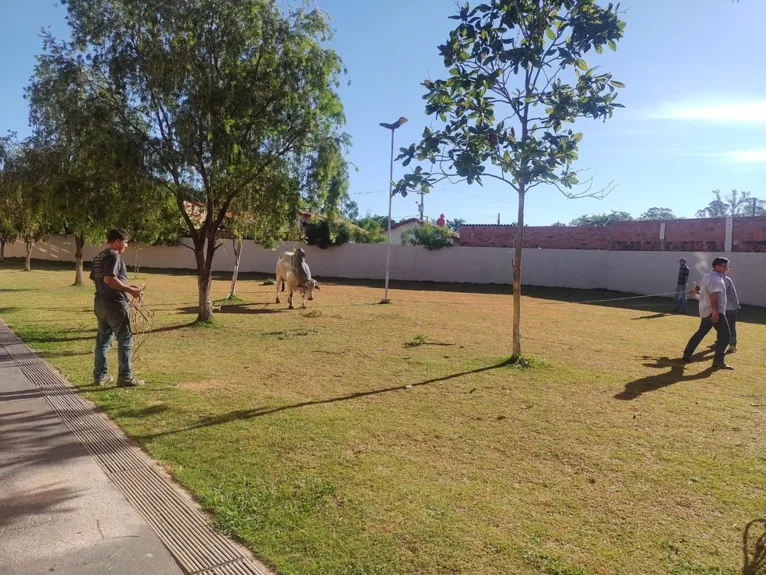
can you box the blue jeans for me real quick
[683,314,731,365]
[93,297,133,382]
[673,284,688,313]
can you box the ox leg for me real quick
[275,274,281,304]
[288,286,295,310]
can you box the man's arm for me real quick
[710,291,720,321]
[104,276,141,298]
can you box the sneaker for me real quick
[712,363,734,371]
[726,346,737,354]
[94,374,114,386]
[117,377,145,387]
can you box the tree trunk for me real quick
[24,241,32,271]
[229,238,243,298]
[73,234,85,286]
[512,188,526,358]
[0,240,4,262]
[194,234,216,322]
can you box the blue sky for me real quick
[2,0,765,225]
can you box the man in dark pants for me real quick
[682,257,733,370]
[724,275,741,354]
[672,257,690,313]
[90,229,145,386]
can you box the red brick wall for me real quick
[733,217,766,252]
[459,217,766,252]
[663,218,726,252]
[458,225,610,249]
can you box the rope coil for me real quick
[129,283,154,362]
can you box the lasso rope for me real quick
[129,283,154,362]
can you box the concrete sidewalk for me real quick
[0,345,185,575]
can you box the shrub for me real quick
[400,223,453,250]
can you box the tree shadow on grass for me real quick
[743,518,766,575]
[176,303,283,315]
[615,353,716,400]
[136,359,517,441]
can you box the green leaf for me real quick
[572,132,583,142]
[609,80,626,89]
[595,45,603,54]
[545,28,556,41]
[575,59,588,71]
[608,40,617,51]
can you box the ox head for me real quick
[298,278,320,300]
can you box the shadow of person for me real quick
[743,518,766,575]
[615,356,716,400]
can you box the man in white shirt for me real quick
[682,257,733,370]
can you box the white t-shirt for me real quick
[698,271,727,317]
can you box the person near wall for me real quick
[436,213,446,227]
[672,257,690,313]
[90,229,145,387]
[692,271,741,355]
[682,257,733,370]
[723,275,741,353]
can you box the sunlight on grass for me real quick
[1,258,764,575]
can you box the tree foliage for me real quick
[393,0,625,356]
[400,222,454,250]
[446,217,466,231]
[570,210,632,226]
[0,138,54,269]
[638,207,676,221]
[49,0,350,321]
[696,189,765,218]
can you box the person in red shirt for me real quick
[436,213,446,226]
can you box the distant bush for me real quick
[400,223,453,250]
[305,217,386,248]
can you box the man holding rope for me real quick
[682,257,734,370]
[90,229,145,387]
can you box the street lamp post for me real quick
[379,116,407,303]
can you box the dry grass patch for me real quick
[1,259,765,575]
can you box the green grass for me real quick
[1,259,764,575]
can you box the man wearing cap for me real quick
[672,257,690,313]
[682,257,733,370]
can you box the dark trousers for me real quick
[684,314,731,365]
[93,297,133,381]
[726,309,738,347]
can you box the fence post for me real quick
[725,216,733,253]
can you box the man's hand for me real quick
[128,286,142,299]
[712,311,720,323]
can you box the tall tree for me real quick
[26,51,159,285]
[395,0,625,357]
[638,207,676,220]
[695,189,764,218]
[570,210,632,226]
[1,139,53,271]
[53,0,349,321]
[0,134,20,260]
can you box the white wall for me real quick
[6,236,765,307]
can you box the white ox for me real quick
[275,250,319,309]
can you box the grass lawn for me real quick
[1,258,765,575]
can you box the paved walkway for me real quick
[0,321,268,575]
